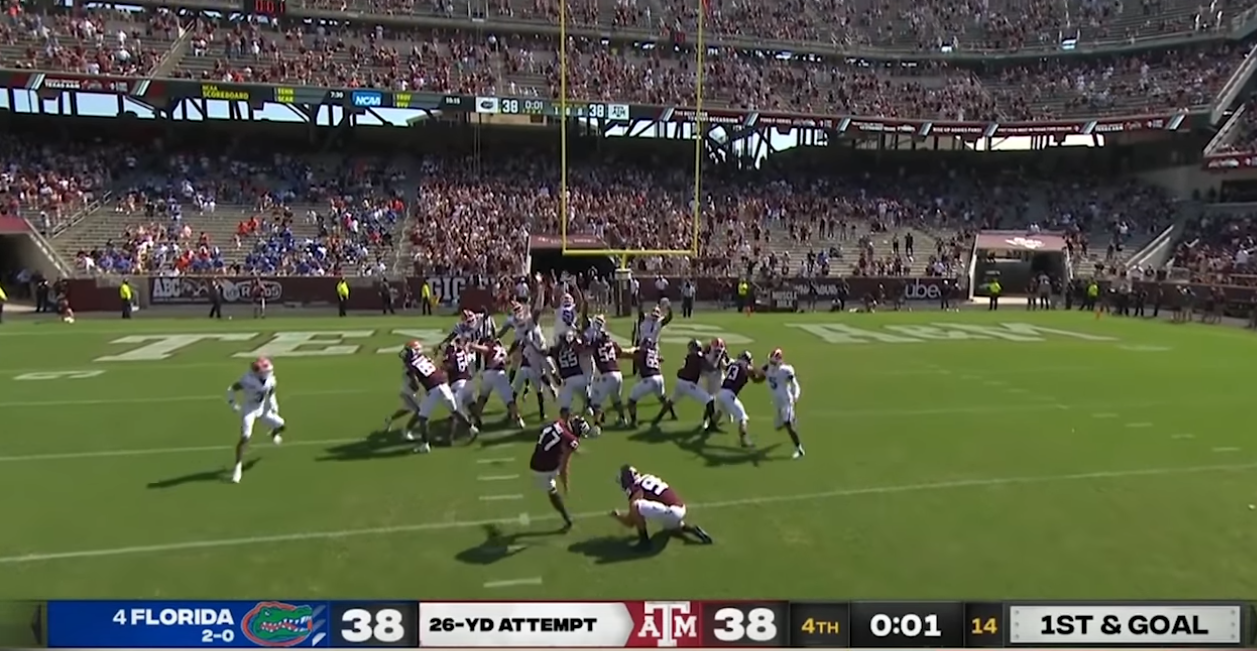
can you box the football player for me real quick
[624,338,670,428]
[530,415,593,532]
[553,291,580,345]
[587,315,627,432]
[468,337,522,429]
[511,322,557,422]
[763,348,804,459]
[386,341,478,452]
[225,357,286,484]
[633,301,673,346]
[714,350,760,448]
[440,310,481,347]
[551,330,589,420]
[653,339,717,429]
[612,465,713,550]
[703,338,730,422]
[442,339,477,436]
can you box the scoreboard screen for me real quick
[18,600,1253,648]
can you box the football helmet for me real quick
[568,415,593,438]
[251,357,273,377]
[617,464,641,492]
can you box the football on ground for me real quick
[0,311,1251,599]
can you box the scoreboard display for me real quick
[17,600,1253,648]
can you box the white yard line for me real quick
[0,390,1231,414]
[479,495,524,502]
[1214,447,1242,453]
[483,578,543,589]
[0,397,1238,463]
[477,475,520,482]
[1,461,1254,564]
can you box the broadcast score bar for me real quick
[25,601,1254,648]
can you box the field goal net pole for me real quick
[556,0,706,280]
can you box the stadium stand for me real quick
[1,0,1251,287]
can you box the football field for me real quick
[1,309,1255,599]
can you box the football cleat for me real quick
[769,348,784,365]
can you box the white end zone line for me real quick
[1,461,1254,564]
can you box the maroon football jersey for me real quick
[721,362,751,395]
[631,473,683,508]
[404,351,447,390]
[551,340,584,379]
[593,336,620,373]
[676,351,705,382]
[483,342,509,371]
[636,345,662,378]
[444,347,473,382]
[529,420,579,472]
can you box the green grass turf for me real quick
[0,310,1254,599]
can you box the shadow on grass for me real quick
[147,459,259,489]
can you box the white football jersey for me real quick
[765,364,797,401]
[507,314,532,340]
[238,372,277,407]
[637,317,663,344]
[555,303,578,332]
[525,324,547,353]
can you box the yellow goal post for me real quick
[557,0,708,272]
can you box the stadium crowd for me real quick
[296,0,1239,50]
[1169,208,1257,282]
[0,5,1247,119]
[2,4,181,75]
[64,149,409,277]
[1,1,1252,284]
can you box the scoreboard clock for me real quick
[849,601,966,648]
[243,0,287,16]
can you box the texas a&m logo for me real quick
[632,601,699,647]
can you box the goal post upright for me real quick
[691,0,706,255]
[556,0,706,269]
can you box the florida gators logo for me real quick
[241,602,317,647]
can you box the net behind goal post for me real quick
[556,0,709,273]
